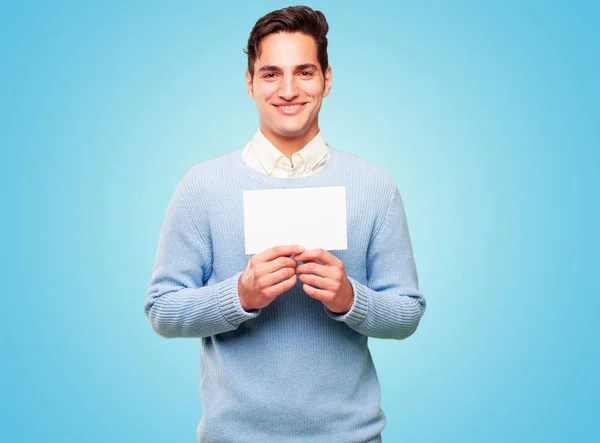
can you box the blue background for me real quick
[1,1,598,442]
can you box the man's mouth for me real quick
[274,103,306,115]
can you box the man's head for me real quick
[244,6,332,148]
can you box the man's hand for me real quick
[238,245,305,311]
[293,248,354,314]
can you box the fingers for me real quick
[297,272,338,291]
[264,274,297,298]
[293,248,342,268]
[239,246,305,310]
[301,283,334,300]
[258,266,297,290]
[295,260,339,279]
[296,258,325,266]
[261,256,298,274]
[254,245,305,263]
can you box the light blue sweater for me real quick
[144,146,426,443]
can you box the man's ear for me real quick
[323,66,332,98]
[245,69,254,99]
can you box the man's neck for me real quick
[260,126,320,160]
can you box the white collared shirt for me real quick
[241,129,330,178]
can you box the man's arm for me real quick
[144,185,260,339]
[325,184,426,339]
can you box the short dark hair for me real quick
[244,5,329,78]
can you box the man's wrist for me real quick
[238,277,249,311]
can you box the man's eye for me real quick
[263,73,277,79]
[300,71,313,77]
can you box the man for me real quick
[144,5,426,443]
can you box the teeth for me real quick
[279,104,302,110]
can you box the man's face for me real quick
[246,32,332,145]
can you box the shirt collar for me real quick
[247,129,329,175]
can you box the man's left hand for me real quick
[293,248,354,314]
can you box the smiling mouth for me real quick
[274,103,306,114]
[276,104,304,109]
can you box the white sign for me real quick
[243,186,348,255]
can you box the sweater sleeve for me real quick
[324,185,426,339]
[144,185,261,338]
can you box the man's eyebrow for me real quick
[258,65,282,73]
[257,63,319,73]
[296,63,318,71]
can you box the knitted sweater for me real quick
[144,146,426,443]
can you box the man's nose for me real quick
[278,75,299,100]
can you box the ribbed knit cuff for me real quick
[325,276,369,326]
[218,271,262,325]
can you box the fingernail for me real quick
[298,246,305,252]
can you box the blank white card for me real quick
[243,186,347,255]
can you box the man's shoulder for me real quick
[190,150,236,176]
[333,148,397,189]
[177,150,237,188]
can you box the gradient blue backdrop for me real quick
[1,1,598,442]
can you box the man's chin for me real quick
[270,125,310,139]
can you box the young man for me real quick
[144,6,426,443]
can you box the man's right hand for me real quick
[238,245,305,311]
